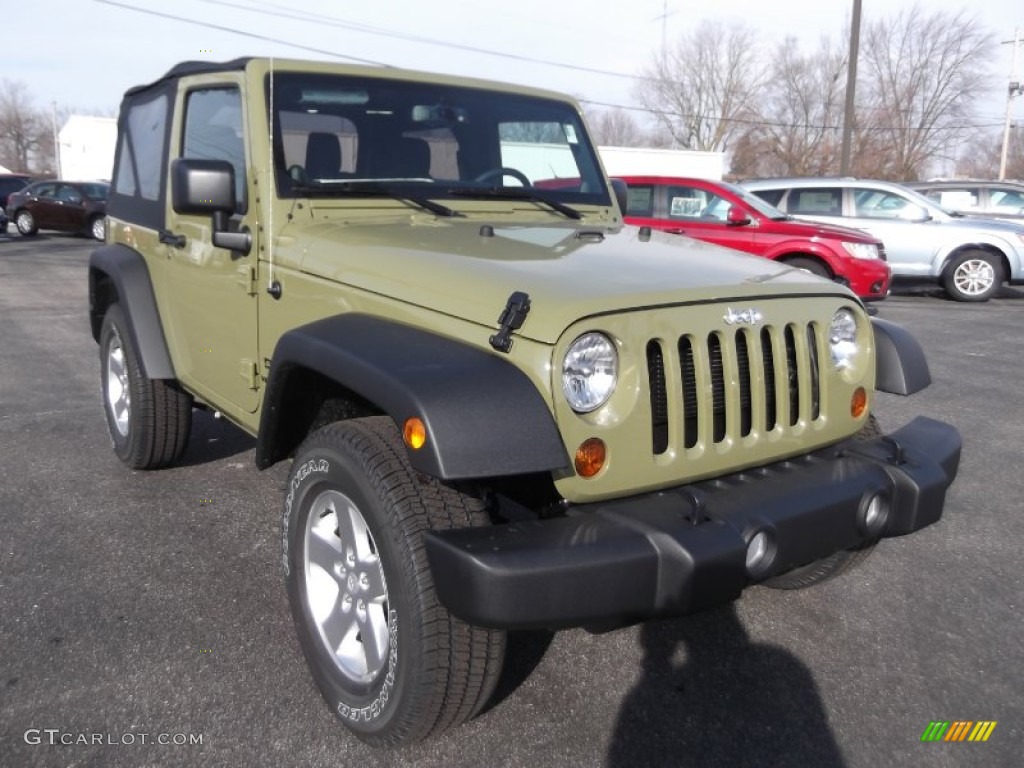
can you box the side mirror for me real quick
[726,205,752,226]
[610,178,628,214]
[170,158,251,254]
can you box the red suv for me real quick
[618,176,891,301]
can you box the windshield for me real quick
[717,179,789,219]
[268,72,610,207]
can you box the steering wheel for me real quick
[474,167,531,186]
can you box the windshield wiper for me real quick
[449,187,583,220]
[293,181,460,218]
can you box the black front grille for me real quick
[645,322,822,455]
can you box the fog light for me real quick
[574,438,606,478]
[745,531,772,574]
[860,493,890,536]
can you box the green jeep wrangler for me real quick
[89,57,961,746]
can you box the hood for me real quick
[939,214,1024,235]
[279,216,852,345]
[766,216,881,243]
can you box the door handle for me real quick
[159,229,186,248]
[665,227,686,235]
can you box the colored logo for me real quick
[921,721,997,742]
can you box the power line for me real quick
[93,0,391,66]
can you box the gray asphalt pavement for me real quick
[1,233,1021,768]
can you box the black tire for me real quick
[99,304,192,469]
[942,250,1002,302]
[282,416,505,746]
[763,414,881,590]
[15,210,37,236]
[783,256,831,279]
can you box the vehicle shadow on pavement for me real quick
[484,629,556,713]
[606,605,846,768]
[178,408,256,467]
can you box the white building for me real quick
[58,115,117,181]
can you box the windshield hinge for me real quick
[236,264,257,295]
[489,291,531,353]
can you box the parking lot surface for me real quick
[1,234,1021,767]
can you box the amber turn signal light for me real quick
[403,417,427,450]
[851,387,867,419]
[574,438,606,478]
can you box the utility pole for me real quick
[840,0,863,176]
[998,28,1022,181]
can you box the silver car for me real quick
[742,177,1024,301]
[905,180,1024,222]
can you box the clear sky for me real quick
[4,0,1022,129]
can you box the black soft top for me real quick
[124,57,252,97]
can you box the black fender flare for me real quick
[88,244,176,380]
[256,314,570,479]
[871,317,931,395]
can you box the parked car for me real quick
[617,175,891,301]
[742,177,1024,301]
[6,180,109,240]
[0,173,31,234]
[904,180,1024,221]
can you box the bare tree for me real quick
[955,127,1024,179]
[855,4,994,180]
[634,21,766,152]
[585,107,648,147]
[0,79,53,173]
[731,36,847,178]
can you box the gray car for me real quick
[905,180,1024,221]
[742,177,1024,301]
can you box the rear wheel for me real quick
[90,215,106,241]
[283,416,505,746]
[99,304,192,468]
[943,250,1001,302]
[763,414,881,590]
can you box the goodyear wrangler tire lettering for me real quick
[282,417,505,746]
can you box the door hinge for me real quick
[240,359,260,390]
[236,264,257,295]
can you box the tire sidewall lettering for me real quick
[281,458,330,577]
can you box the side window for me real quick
[935,187,980,212]
[114,92,168,201]
[625,185,654,216]
[990,189,1024,213]
[853,188,924,220]
[57,184,82,204]
[33,183,58,199]
[789,187,842,216]
[666,186,707,219]
[182,87,246,212]
[751,188,785,207]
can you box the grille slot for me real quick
[648,320,822,454]
[646,340,668,454]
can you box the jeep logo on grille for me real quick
[723,307,764,325]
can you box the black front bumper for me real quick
[424,417,961,630]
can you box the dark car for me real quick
[618,175,891,301]
[0,173,32,234]
[6,180,109,240]
[904,180,1024,221]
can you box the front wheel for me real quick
[283,417,505,746]
[763,414,882,590]
[90,215,106,241]
[943,250,1002,301]
[99,304,192,468]
[783,256,831,279]
[15,210,37,236]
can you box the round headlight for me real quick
[829,308,859,370]
[562,332,618,413]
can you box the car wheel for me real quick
[283,416,505,746]
[762,414,882,590]
[783,256,831,279]
[90,215,106,241]
[943,250,1002,302]
[15,210,37,236]
[99,303,192,469]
